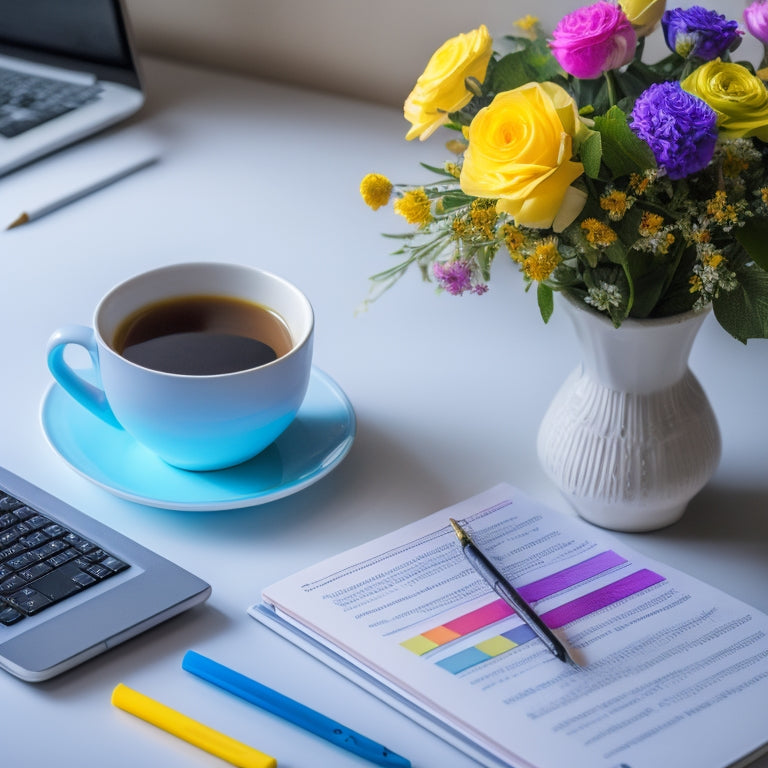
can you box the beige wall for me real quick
[125,0,759,107]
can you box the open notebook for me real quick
[0,0,144,176]
[250,484,768,768]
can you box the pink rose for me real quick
[549,1,637,79]
[745,0,768,46]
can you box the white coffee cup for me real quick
[46,262,314,471]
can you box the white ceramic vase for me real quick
[537,292,721,532]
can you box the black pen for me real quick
[449,518,577,666]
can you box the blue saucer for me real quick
[40,367,356,511]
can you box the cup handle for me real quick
[46,325,122,428]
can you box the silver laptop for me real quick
[0,466,211,682]
[0,0,144,177]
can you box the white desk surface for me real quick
[1,56,767,768]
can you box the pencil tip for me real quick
[7,213,29,230]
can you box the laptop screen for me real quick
[0,0,139,86]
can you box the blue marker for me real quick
[182,651,411,768]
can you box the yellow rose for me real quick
[404,26,492,141]
[460,82,586,231]
[618,0,666,36]
[682,59,768,141]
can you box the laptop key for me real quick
[0,574,26,594]
[19,562,52,582]
[0,489,130,621]
[24,562,88,603]
[0,496,23,512]
[0,604,23,625]
[7,587,52,615]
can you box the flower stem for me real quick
[604,70,618,107]
[634,36,646,63]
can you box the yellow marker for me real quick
[111,683,277,768]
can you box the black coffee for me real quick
[113,294,293,375]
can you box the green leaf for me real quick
[439,193,473,212]
[490,38,561,94]
[713,265,768,343]
[579,131,603,179]
[625,256,675,317]
[734,217,768,272]
[617,60,666,100]
[619,236,689,318]
[647,244,696,318]
[419,162,459,179]
[592,106,656,178]
[538,282,554,323]
[489,51,536,92]
[572,76,609,115]
[602,239,629,267]
[524,37,563,82]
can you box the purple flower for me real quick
[549,1,637,80]
[630,81,718,180]
[745,0,768,46]
[432,261,487,295]
[662,6,743,60]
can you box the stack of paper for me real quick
[250,484,768,768]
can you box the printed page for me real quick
[259,485,768,768]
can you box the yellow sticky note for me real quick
[476,635,517,657]
[400,635,439,655]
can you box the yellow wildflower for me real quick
[468,200,497,240]
[523,239,561,281]
[500,224,526,261]
[581,218,618,247]
[514,15,540,38]
[600,190,630,221]
[629,172,651,195]
[444,162,461,178]
[360,173,393,210]
[703,251,724,269]
[692,227,711,243]
[658,232,676,255]
[689,274,703,294]
[722,149,749,178]
[451,217,469,239]
[761,187,768,205]
[638,211,664,236]
[515,14,539,31]
[394,188,433,226]
[706,190,739,226]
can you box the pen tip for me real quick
[448,518,469,545]
[7,213,29,230]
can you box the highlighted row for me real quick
[436,568,665,674]
[401,550,627,656]
[438,625,537,673]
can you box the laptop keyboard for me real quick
[0,66,103,138]
[0,491,129,626]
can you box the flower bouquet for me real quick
[360,1,768,343]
